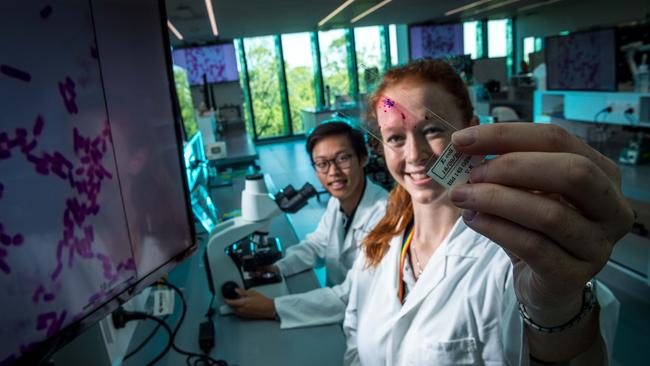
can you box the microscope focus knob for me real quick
[221,281,241,299]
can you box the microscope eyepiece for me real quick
[245,174,264,181]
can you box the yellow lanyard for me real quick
[397,224,415,303]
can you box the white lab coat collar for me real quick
[395,218,482,323]
[339,179,386,254]
[349,179,385,230]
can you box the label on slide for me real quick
[427,143,478,189]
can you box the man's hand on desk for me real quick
[224,288,276,320]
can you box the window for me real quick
[319,29,351,107]
[389,24,398,66]
[233,28,393,140]
[281,32,316,134]
[354,26,383,94]
[523,36,535,63]
[234,39,254,136]
[243,36,287,138]
[463,21,479,59]
[487,19,508,58]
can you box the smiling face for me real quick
[311,134,367,203]
[377,79,470,204]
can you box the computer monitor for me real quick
[172,43,239,86]
[545,28,617,91]
[183,132,218,233]
[184,132,209,192]
[409,23,464,60]
[0,1,196,364]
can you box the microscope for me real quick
[204,174,316,314]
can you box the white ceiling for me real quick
[164,0,561,46]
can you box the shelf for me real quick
[534,90,650,126]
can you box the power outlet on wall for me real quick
[606,99,639,117]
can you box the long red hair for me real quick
[363,59,474,267]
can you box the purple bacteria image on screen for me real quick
[410,24,464,60]
[172,44,239,85]
[0,65,32,82]
[546,29,617,91]
[0,3,137,361]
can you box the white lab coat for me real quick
[344,218,619,366]
[274,179,388,329]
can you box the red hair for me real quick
[363,59,473,267]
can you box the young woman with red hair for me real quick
[343,60,632,365]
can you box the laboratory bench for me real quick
[124,175,345,366]
[207,122,259,171]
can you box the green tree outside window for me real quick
[282,33,316,134]
[354,26,383,95]
[244,36,286,138]
[172,65,198,140]
[319,29,351,107]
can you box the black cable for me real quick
[624,108,637,125]
[206,292,216,318]
[123,314,170,361]
[141,313,174,366]
[594,106,612,122]
[159,279,228,366]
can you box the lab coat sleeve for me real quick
[274,268,353,329]
[589,281,619,366]
[342,256,366,366]
[274,200,334,277]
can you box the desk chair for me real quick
[491,106,520,122]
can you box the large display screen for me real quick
[410,23,464,60]
[172,44,239,86]
[0,1,195,364]
[546,29,617,91]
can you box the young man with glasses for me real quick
[225,121,388,328]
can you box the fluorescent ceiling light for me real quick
[351,0,392,23]
[167,20,184,40]
[445,0,493,16]
[518,0,563,12]
[469,0,520,15]
[205,0,219,36]
[319,0,355,27]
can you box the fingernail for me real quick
[450,185,471,203]
[452,128,477,146]
[462,210,477,222]
[469,163,486,183]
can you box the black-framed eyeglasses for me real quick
[312,153,354,173]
